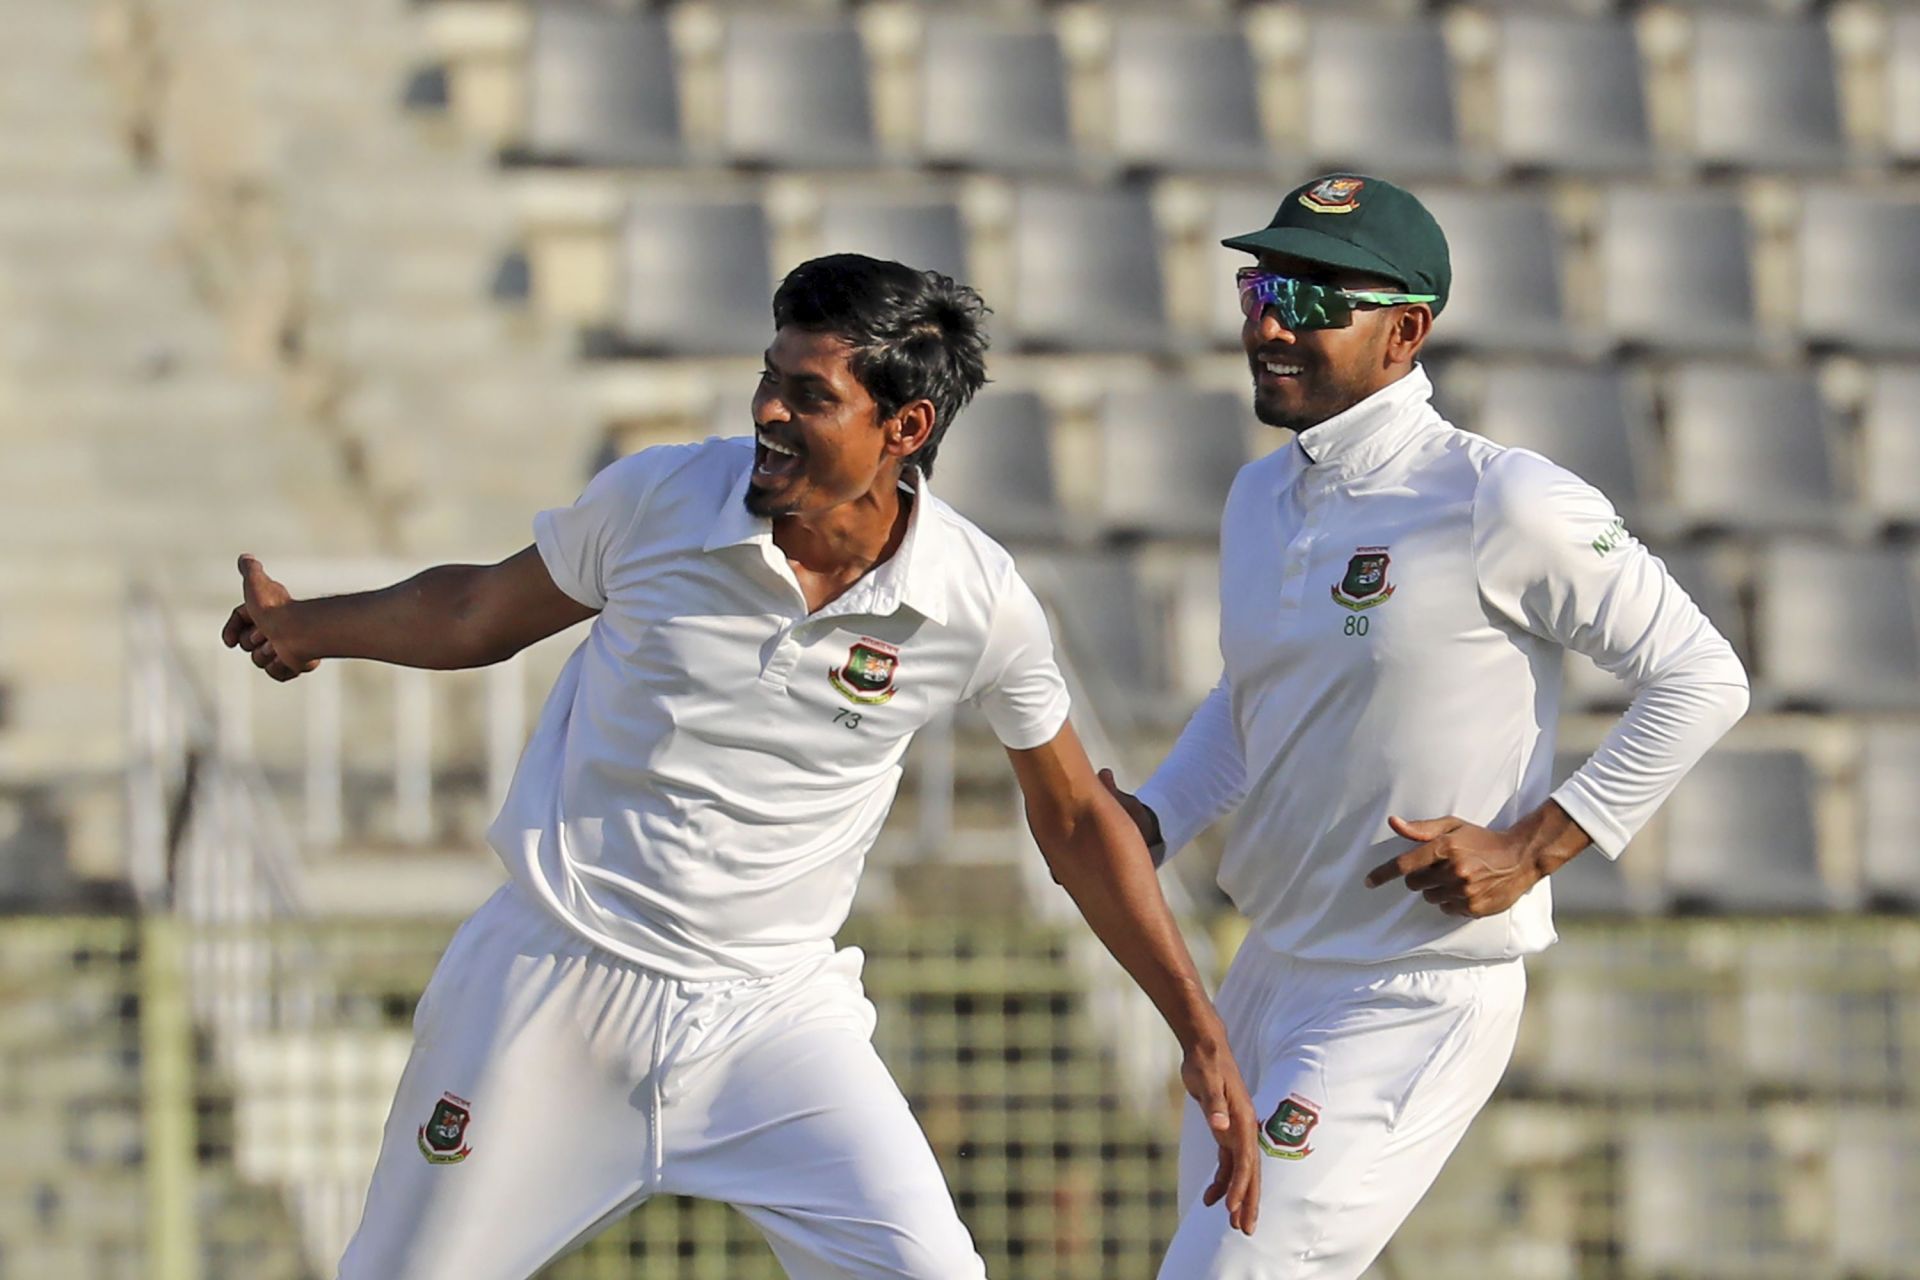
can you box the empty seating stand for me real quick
[1493,13,1651,175]
[1095,388,1249,540]
[1689,12,1843,171]
[522,3,681,167]
[1661,364,1839,533]
[615,198,772,355]
[816,198,970,287]
[1861,723,1920,908]
[721,14,874,168]
[1599,187,1758,353]
[1107,17,1267,175]
[1007,184,1168,352]
[1471,362,1651,518]
[1860,365,1920,526]
[1798,191,1920,354]
[1304,15,1460,179]
[1757,540,1920,711]
[1662,749,1830,913]
[919,16,1074,174]
[925,389,1066,546]
[1415,189,1569,352]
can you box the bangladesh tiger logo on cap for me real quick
[830,637,900,705]
[1298,176,1365,215]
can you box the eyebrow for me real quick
[762,351,839,398]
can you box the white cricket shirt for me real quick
[1137,367,1749,964]
[488,438,1071,980]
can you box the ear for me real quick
[884,398,937,462]
[1384,304,1433,368]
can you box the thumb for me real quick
[1389,814,1458,843]
[1205,1081,1231,1132]
[238,554,273,602]
[1097,768,1118,793]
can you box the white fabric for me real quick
[339,885,987,1280]
[1156,941,1526,1279]
[1137,367,1748,964]
[492,437,1071,981]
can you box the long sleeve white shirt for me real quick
[1137,367,1749,964]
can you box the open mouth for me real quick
[1255,357,1306,384]
[753,429,806,484]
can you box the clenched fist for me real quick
[220,555,318,683]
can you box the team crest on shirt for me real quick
[1259,1094,1321,1160]
[417,1091,473,1164]
[1298,177,1365,215]
[829,636,901,705]
[1331,546,1395,611]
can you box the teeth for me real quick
[757,431,800,458]
[1263,361,1303,376]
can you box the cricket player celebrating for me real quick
[1101,175,1751,1278]
[222,255,1261,1278]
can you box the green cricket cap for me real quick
[1222,174,1451,315]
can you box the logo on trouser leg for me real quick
[418,1092,473,1164]
[1259,1094,1319,1160]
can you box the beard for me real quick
[1251,349,1389,434]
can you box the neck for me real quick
[772,473,912,578]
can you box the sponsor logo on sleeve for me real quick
[1590,517,1629,557]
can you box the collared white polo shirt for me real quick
[487,437,1071,980]
[1138,367,1749,965]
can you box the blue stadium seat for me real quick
[1689,13,1843,170]
[816,198,970,287]
[1758,540,1920,711]
[1095,388,1249,540]
[1107,16,1267,174]
[919,16,1074,173]
[615,199,772,356]
[1415,189,1569,352]
[1661,364,1838,533]
[1663,749,1831,913]
[721,14,874,168]
[523,4,681,167]
[1798,191,1920,353]
[925,389,1066,546]
[1007,184,1168,352]
[1599,187,1757,353]
[1304,15,1460,178]
[1493,14,1651,174]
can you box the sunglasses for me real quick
[1235,267,1437,330]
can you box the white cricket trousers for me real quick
[1157,940,1525,1280]
[337,884,988,1280]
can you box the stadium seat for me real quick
[1860,365,1920,526]
[1007,185,1168,352]
[1757,540,1920,711]
[1526,934,1728,1095]
[1739,936,1899,1092]
[816,198,970,286]
[1621,1115,1818,1279]
[615,199,773,356]
[1471,362,1652,517]
[1492,14,1652,174]
[919,17,1074,173]
[1095,388,1250,540]
[1661,364,1838,533]
[1830,1112,1920,1277]
[1891,13,1920,164]
[1028,551,1158,697]
[523,4,681,167]
[1304,16,1460,178]
[1414,190,1568,352]
[1205,185,1287,345]
[1662,749,1829,912]
[1797,191,1920,353]
[1598,187,1757,353]
[1861,723,1920,909]
[924,389,1066,546]
[1689,13,1844,170]
[1107,17,1267,175]
[721,14,874,168]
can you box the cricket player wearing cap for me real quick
[223,254,1261,1278]
[1101,175,1751,1277]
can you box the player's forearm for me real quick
[1032,796,1225,1052]
[281,565,500,670]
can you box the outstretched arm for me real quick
[221,546,597,681]
[1010,720,1261,1236]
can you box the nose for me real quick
[1246,304,1298,347]
[751,385,790,427]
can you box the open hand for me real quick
[1179,1034,1261,1236]
[221,555,318,683]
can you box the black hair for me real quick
[771,254,990,479]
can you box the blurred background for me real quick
[3,0,1918,1275]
